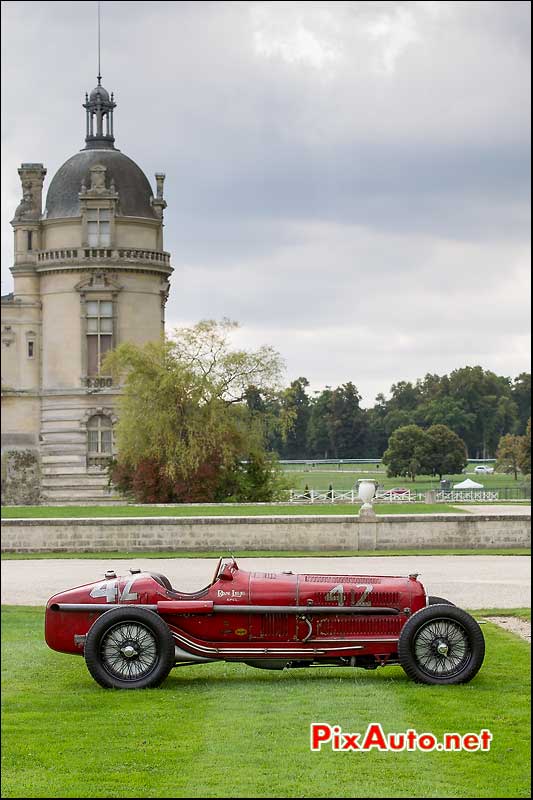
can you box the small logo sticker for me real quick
[235,628,248,636]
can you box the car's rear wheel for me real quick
[428,596,455,606]
[84,607,175,689]
[398,605,485,685]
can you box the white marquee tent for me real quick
[453,478,484,489]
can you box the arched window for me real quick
[87,414,113,456]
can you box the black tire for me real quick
[398,605,485,685]
[428,596,455,606]
[84,607,175,689]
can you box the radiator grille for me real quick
[260,613,290,639]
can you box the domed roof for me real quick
[89,84,110,102]
[44,149,157,220]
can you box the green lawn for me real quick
[285,467,529,493]
[2,547,530,560]
[0,503,471,519]
[1,606,530,798]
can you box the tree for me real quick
[421,424,467,480]
[103,319,285,502]
[388,381,421,412]
[512,374,532,434]
[363,394,389,459]
[307,388,334,458]
[279,378,311,459]
[327,382,366,458]
[517,418,531,476]
[382,425,428,482]
[416,396,475,440]
[496,433,525,480]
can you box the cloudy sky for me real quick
[1,1,530,405]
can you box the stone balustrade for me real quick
[36,247,171,268]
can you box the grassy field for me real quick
[2,547,530,560]
[285,467,529,493]
[0,503,476,519]
[1,606,530,798]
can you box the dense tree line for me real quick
[106,320,530,503]
[257,367,531,460]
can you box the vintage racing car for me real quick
[45,557,485,689]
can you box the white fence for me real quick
[289,488,500,504]
[289,489,419,504]
[435,490,498,502]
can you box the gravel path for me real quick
[1,555,530,608]
[485,616,531,642]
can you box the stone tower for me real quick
[1,76,173,504]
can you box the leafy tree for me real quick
[362,394,389,458]
[496,433,526,480]
[421,424,468,480]
[278,377,311,459]
[327,382,366,458]
[416,396,475,440]
[383,409,413,436]
[388,380,421,412]
[511,374,532,434]
[307,388,334,458]
[382,425,428,482]
[517,418,531,476]
[103,319,285,501]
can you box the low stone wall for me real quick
[1,513,530,552]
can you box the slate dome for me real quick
[89,84,110,102]
[44,149,157,220]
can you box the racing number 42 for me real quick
[324,584,373,607]
[89,576,139,603]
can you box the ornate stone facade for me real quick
[1,77,173,503]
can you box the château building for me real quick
[1,76,173,504]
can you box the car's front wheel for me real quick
[398,605,485,685]
[84,607,175,689]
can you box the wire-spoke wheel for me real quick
[398,605,485,685]
[84,607,175,689]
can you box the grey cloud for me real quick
[1,1,530,404]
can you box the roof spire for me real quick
[97,0,102,84]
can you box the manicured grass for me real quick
[0,503,471,519]
[1,606,530,798]
[475,608,531,622]
[286,467,529,494]
[1,547,530,560]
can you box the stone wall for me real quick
[1,449,41,505]
[1,513,529,552]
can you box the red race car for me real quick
[45,557,485,689]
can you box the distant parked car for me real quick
[474,465,494,474]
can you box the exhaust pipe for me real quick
[174,645,217,664]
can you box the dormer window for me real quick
[87,208,110,246]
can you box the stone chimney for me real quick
[12,163,47,222]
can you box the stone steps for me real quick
[42,474,110,488]
[40,486,123,502]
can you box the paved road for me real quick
[1,555,530,608]
[460,505,530,515]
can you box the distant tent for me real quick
[453,478,484,489]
